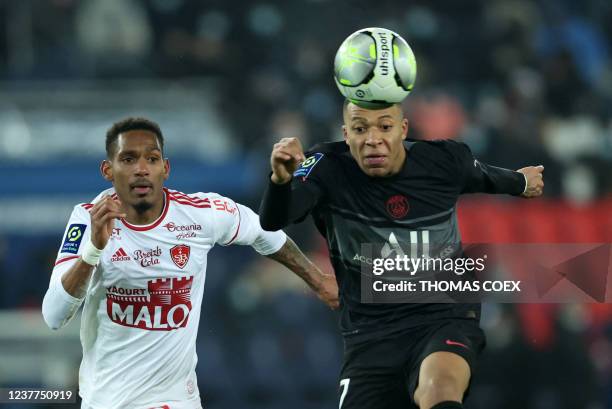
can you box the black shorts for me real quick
[337,319,486,409]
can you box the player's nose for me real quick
[134,158,150,175]
[365,130,382,146]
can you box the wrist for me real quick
[81,240,103,266]
[271,172,292,185]
[521,172,528,195]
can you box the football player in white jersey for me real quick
[42,117,338,409]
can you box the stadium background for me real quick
[0,0,611,408]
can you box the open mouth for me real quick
[130,181,153,195]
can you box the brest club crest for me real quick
[170,245,190,269]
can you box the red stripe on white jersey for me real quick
[81,203,94,209]
[169,197,211,208]
[55,255,80,266]
[168,190,210,204]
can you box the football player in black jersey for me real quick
[259,100,544,409]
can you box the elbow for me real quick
[41,292,66,331]
[45,319,62,331]
[42,310,63,331]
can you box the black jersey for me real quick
[260,139,525,344]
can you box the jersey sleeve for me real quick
[448,140,526,195]
[42,204,93,329]
[259,151,329,231]
[210,194,287,255]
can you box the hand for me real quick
[270,137,306,185]
[89,196,126,249]
[315,272,339,310]
[517,165,544,198]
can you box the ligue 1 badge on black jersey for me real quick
[386,195,409,219]
[293,153,324,180]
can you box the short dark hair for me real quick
[105,117,164,158]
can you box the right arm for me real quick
[42,196,124,330]
[259,137,324,231]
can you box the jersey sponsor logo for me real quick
[111,228,121,240]
[106,276,193,331]
[213,199,237,214]
[163,222,202,232]
[170,245,190,269]
[163,222,202,240]
[110,247,131,262]
[385,195,409,219]
[61,224,86,254]
[293,153,323,179]
[133,246,162,267]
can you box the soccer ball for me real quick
[334,27,417,108]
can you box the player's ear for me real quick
[342,125,349,145]
[101,160,113,181]
[401,118,409,140]
[163,158,170,180]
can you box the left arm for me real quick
[212,195,338,309]
[454,142,544,198]
[265,237,338,309]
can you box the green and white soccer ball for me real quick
[334,27,417,108]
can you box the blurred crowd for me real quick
[0,0,611,408]
[2,0,612,200]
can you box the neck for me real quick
[388,145,407,176]
[122,191,165,226]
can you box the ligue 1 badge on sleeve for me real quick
[61,224,87,254]
[293,153,324,179]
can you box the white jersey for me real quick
[48,187,286,409]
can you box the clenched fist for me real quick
[517,165,544,198]
[270,137,306,185]
[89,196,126,249]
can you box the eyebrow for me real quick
[118,147,162,156]
[350,114,394,122]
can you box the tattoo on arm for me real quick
[266,237,321,291]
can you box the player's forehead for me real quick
[115,130,162,154]
[345,103,402,123]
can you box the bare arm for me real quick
[61,260,96,298]
[266,236,338,309]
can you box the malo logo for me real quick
[111,248,131,262]
[106,276,193,331]
[386,195,409,219]
[171,245,190,269]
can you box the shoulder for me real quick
[166,189,212,209]
[408,139,470,160]
[407,139,473,180]
[294,141,348,180]
[306,141,348,156]
[90,187,116,204]
[167,189,238,214]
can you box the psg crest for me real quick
[170,245,190,269]
[386,195,409,219]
